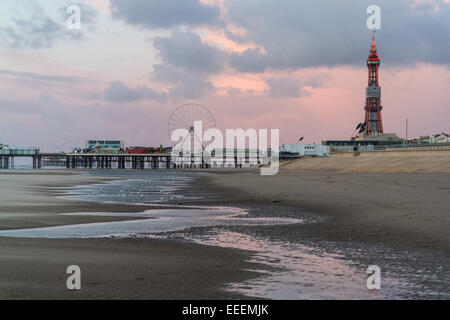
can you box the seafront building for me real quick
[280,144,330,159]
[82,140,125,153]
[414,133,450,144]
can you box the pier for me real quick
[0,147,39,169]
[0,146,180,169]
[65,153,173,169]
[0,148,216,170]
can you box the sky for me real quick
[0,0,449,151]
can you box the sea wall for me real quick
[280,149,450,173]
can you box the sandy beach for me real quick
[0,170,261,299]
[191,151,450,253]
[0,150,449,299]
[195,170,450,252]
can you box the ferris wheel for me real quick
[167,103,216,148]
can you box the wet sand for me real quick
[0,237,258,299]
[177,160,449,299]
[0,170,261,299]
[190,167,450,254]
[0,170,159,230]
[167,158,450,299]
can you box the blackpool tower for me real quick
[363,35,384,135]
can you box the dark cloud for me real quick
[104,81,167,102]
[0,17,72,49]
[226,0,450,72]
[0,0,97,49]
[153,31,227,74]
[224,29,248,44]
[265,75,326,98]
[152,64,215,99]
[229,48,268,73]
[149,31,224,99]
[110,0,221,29]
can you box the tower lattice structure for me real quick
[363,36,384,135]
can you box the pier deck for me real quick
[0,152,184,170]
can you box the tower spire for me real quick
[368,31,379,61]
[363,34,383,135]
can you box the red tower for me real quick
[363,35,383,135]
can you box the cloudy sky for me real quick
[0,0,449,151]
